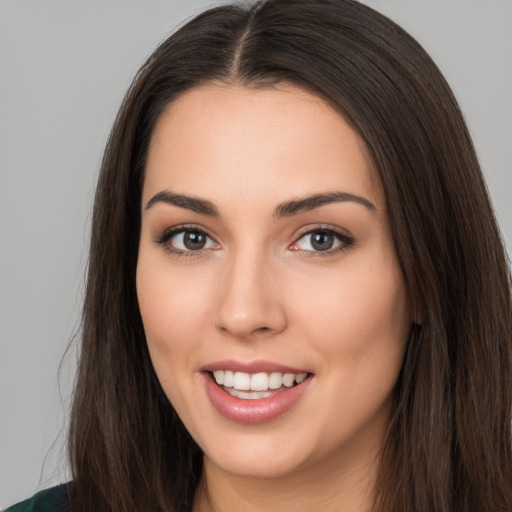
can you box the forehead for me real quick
[144,84,383,211]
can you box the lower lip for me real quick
[203,373,312,424]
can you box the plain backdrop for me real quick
[1,0,511,508]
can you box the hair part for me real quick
[69,1,512,511]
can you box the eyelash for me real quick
[154,224,217,259]
[154,224,355,259]
[291,226,355,258]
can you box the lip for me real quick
[201,359,311,374]
[201,361,313,425]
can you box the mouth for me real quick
[201,362,313,424]
[209,370,309,400]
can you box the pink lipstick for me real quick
[201,360,313,424]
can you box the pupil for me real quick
[184,231,206,250]
[311,231,334,251]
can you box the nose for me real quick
[214,250,287,340]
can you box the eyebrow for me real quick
[145,191,220,217]
[145,190,376,218]
[272,191,376,218]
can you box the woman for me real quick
[7,0,512,511]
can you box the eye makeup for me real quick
[289,226,355,258]
[153,222,355,260]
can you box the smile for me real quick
[202,362,313,424]
[212,370,308,399]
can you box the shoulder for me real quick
[4,484,70,512]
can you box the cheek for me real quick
[289,257,410,370]
[343,271,410,345]
[135,260,208,426]
[296,262,409,431]
[136,257,226,443]
[137,256,211,343]
[136,256,204,381]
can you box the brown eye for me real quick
[182,230,208,250]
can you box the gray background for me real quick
[1,0,511,508]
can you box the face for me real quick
[137,84,411,481]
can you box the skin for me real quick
[137,84,412,512]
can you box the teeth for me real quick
[269,372,283,390]
[296,373,307,384]
[250,372,269,391]
[282,373,295,387]
[223,370,234,387]
[213,370,224,385]
[233,372,250,390]
[227,389,275,400]
[212,370,308,391]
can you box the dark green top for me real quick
[4,484,70,512]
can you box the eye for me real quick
[290,228,354,255]
[156,226,219,254]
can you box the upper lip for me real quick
[201,359,312,375]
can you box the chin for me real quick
[195,419,332,482]
[204,445,310,480]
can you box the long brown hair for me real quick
[69,1,512,510]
